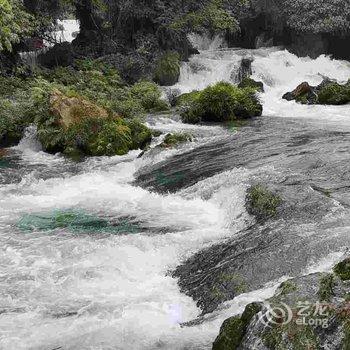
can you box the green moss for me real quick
[279,280,298,296]
[334,258,350,281]
[318,273,335,301]
[295,93,309,104]
[238,78,264,92]
[154,52,181,86]
[343,320,350,349]
[246,185,282,221]
[160,132,193,147]
[213,302,262,350]
[263,323,319,350]
[180,82,262,124]
[318,82,350,105]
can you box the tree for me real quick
[0,0,34,51]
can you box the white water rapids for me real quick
[1,43,350,349]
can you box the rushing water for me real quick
[2,45,350,349]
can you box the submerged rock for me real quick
[283,79,350,105]
[159,132,193,148]
[17,209,141,234]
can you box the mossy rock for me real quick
[154,52,181,86]
[36,89,152,157]
[180,82,262,124]
[318,273,335,301]
[317,82,350,105]
[160,132,193,148]
[246,184,282,221]
[238,78,264,92]
[334,258,350,281]
[212,302,262,350]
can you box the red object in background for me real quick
[33,38,45,50]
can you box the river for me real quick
[1,42,350,349]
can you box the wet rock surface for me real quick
[135,116,350,315]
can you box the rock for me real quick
[282,81,316,104]
[236,58,253,84]
[238,77,264,92]
[283,79,350,105]
[159,132,193,148]
[49,90,109,128]
[38,42,74,69]
[212,303,263,350]
[38,90,152,157]
[214,261,350,350]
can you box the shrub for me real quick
[125,118,153,150]
[130,80,169,112]
[181,82,262,124]
[154,52,181,86]
[246,185,282,221]
[0,77,37,146]
[175,90,201,107]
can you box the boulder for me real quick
[235,58,253,84]
[282,79,350,105]
[212,258,350,350]
[49,90,109,128]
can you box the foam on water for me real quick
[0,117,249,349]
[174,46,350,127]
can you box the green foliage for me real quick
[318,273,335,301]
[44,60,169,117]
[160,132,193,147]
[170,0,239,35]
[130,80,169,112]
[124,118,153,150]
[0,0,34,52]
[281,0,350,34]
[246,184,282,221]
[154,52,181,86]
[175,90,201,107]
[213,302,262,350]
[317,82,350,105]
[334,258,350,281]
[181,82,262,124]
[0,76,37,146]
